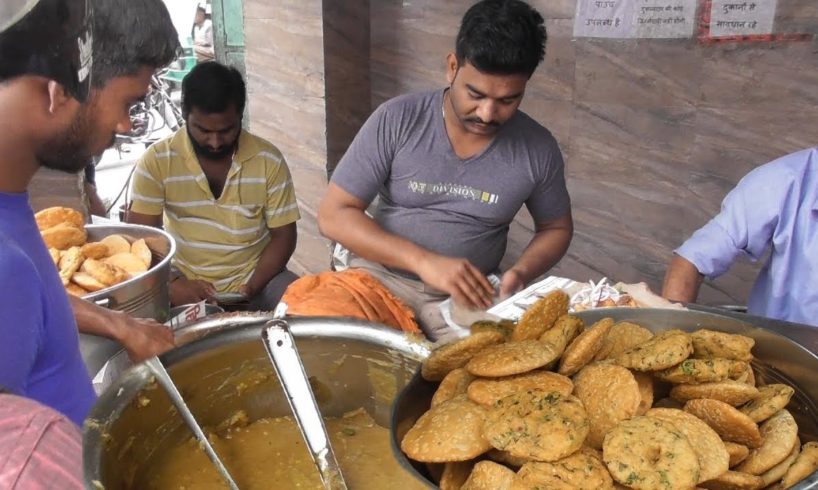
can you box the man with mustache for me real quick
[319,0,573,341]
[127,62,300,309]
[0,0,179,426]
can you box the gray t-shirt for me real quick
[332,89,570,275]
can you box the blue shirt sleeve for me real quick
[0,245,43,395]
[676,165,790,279]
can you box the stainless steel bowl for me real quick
[391,308,818,489]
[82,224,176,322]
[83,317,432,489]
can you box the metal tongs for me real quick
[262,317,349,490]
[143,356,239,490]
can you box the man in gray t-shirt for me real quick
[319,0,573,341]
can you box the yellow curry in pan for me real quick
[144,409,428,489]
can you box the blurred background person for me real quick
[191,4,214,62]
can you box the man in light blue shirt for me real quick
[662,147,818,326]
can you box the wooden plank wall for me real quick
[244,0,818,306]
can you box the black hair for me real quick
[181,61,246,118]
[455,0,546,78]
[0,0,93,100]
[91,0,180,88]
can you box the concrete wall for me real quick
[243,0,818,305]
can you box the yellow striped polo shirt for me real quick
[130,129,300,292]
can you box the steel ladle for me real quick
[143,356,240,490]
[262,319,349,490]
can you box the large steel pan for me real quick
[391,308,818,489]
[83,317,432,489]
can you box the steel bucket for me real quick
[82,223,176,322]
[83,317,432,489]
[391,308,818,489]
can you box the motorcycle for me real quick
[116,71,184,150]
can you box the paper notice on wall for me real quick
[634,0,698,38]
[709,0,777,37]
[573,0,633,38]
[574,0,698,39]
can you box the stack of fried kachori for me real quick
[36,206,153,297]
[401,290,817,490]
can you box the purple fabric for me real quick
[331,89,570,276]
[0,192,95,426]
[676,147,818,326]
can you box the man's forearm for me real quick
[245,224,297,293]
[70,295,126,340]
[508,225,572,285]
[662,255,704,303]
[319,207,433,276]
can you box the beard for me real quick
[36,105,98,174]
[187,127,239,160]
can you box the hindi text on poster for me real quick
[709,0,777,37]
[574,0,698,39]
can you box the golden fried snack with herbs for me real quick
[401,396,491,462]
[512,448,614,490]
[684,399,763,448]
[633,371,654,415]
[71,271,107,292]
[130,238,152,268]
[731,363,756,386]
[757,441,799,488]
[557,317,614,376]
[646,408,730,483]
[511,290,569,341]
[470,320,515,339]
[65,282,89,297]
[594,321,654,361]
[740,384,795,423]
[466,370,573,408]
[421,331,505,381]
[439,461,474,490]
[461,460,516,490]
[574,364,641,449]
[484,390,589,462]
[100,234,132,255]
[34,206,84,231]
[539,315,583,368]
[736,410,799,475]
[724,441,750,467]
[466,340,560,378]
[539,315,584,346]
[80,241,110,260]
[615,329,693,371]
[104,252,149,277]
[671,380,760,406]
[691,329,754,362]
[699,470,763,490]
[780,441,818,489]
[602,415,700,490]
[48,247,60,266]
[80,258,128,286]
[57,246,84,286]
[654,358,748,384]
[431,368,475,407]
[486,449,530,468]
[41,222,87,250]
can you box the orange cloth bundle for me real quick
[281,269,420,333]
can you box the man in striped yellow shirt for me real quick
[128,62,300,309]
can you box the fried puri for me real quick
[35,206,84,231]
